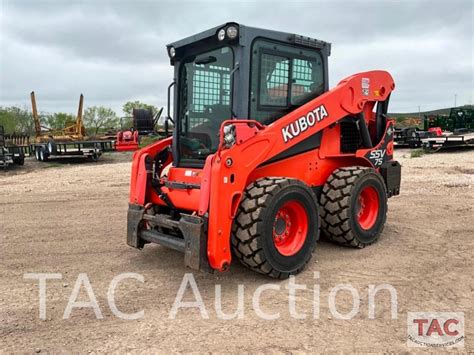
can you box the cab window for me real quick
[250,39,324,123]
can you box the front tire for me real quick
[319,167,387,248]
[232,178,319,279]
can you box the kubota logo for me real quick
[282,105,328,143]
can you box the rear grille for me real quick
[340,121,361,153]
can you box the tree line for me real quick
[0,101,160,136]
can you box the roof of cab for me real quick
[166,22,331,52]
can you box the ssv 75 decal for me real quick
[281,104,329,143]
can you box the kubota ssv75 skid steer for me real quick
[127,23,401,278]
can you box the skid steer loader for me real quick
[127,23,401,278]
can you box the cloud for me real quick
[0,0,472,114]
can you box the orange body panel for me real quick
[129,70,396,271]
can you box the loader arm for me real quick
[204,70,395,270]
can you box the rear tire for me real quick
[231,178,319,279]
[319,167,387,248]
[89,152,99,162]
[39,147,49,162]
[47,139,57,155]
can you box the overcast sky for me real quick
[0,0,472,116]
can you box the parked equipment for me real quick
[116,129,140,151]
[0,126,25,169]
[127,23,401,278]
[29,92,113,161]
[424,107,474,132]
[395,107,474,151]
[132,107,163,135]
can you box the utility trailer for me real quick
[394,127,422,148]
[0,126,26,169]
[394,127,439,148]
[395,108,474,150]
[29,91,115,162]
[421,131,474,152]
[30,140,108,162]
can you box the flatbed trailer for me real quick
[421,131,474,151]
[30,139,115,162]
[393,127,437,148]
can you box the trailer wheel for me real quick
[232,178,319,279]
[47,139,57,155]
[35,147,40,161]
[14,156,25,165]
[319,167,387,248]
[89,152,99,162]
[39,147,48,162]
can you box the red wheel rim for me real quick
[272,200,308,256]
[357,186,379,230]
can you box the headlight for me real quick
[223,124,236,148]
[217,29,226,41]
[169,47,176,58]
[226,26,238,39]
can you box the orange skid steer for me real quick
[127,23,401,278]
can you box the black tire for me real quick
[231,178,320,279]
[35,147,40,161]
[319,167,387,248]
[14,156,25,166]
[89,152,99,162]
[39,147,49,162]
[47,139,57,155]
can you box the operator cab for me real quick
[166,22,331,167]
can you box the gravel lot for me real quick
[1,149,472,353]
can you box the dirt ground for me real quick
[0,149,472,353]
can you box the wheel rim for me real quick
[357,186,379,230]
[272,200,308,256]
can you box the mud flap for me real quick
[380,160,401,197]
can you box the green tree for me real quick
[0,106,34,135]
[83,106,119,135]
[122,101,159,117]
[46,112,76,130]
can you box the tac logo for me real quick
[407,312,464,348]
